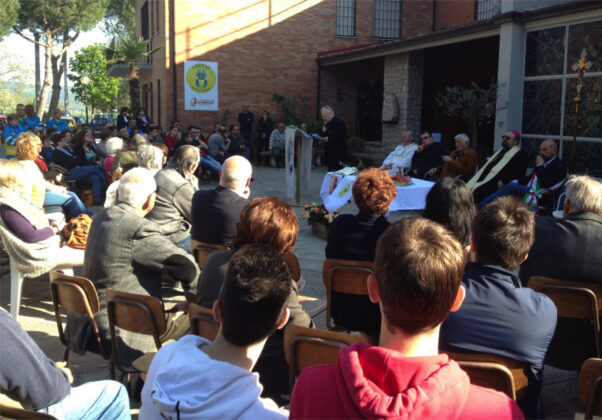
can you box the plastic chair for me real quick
[187,302,220,341]
[192,242,228,270]
[0,403,56,419]
[106,289,167,384]
[448,352,530,400]
[49,271,109,363]
[322,258,374,331]
[283,324,369,393]
[577,358,602,420]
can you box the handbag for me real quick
[60,214,92,249]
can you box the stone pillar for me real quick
[382,51,423,152]
[495,20,525,150]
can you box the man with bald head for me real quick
[480,138,566,209]
[380,130,418,175]
[191,155,252,247]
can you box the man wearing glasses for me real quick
[410,131,445,179]
[467,129,529,203]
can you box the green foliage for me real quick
[68,44,120,113]
[347,136,365,153]
[104,0,135,37]
[215,109,231,127]
[15,0,108,34]
[0,0,19,39]
[0,83,34,114]
[299,117,322,134]
[272,92,310,125]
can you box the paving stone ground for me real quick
[0,165,582,418]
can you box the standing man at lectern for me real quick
[321,105,347,171]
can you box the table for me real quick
[320,172,435,213]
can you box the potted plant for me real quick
[301,202,340,240]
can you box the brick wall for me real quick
[402,1,434,39]
[435,0,475,30]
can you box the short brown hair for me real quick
[15,132,41,161]
[375,217,466,334]
[352,168,397,215]
[233,196,299,254]
[472,196,535,270]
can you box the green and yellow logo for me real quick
[186,63,216,93]
[338,184,350,197]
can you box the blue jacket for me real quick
[1,123,24,159]
[21,116,43,132]
[439,262,557,418]
[52,147,79,169]
[46,118,69,133]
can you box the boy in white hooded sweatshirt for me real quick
[140,244,291,419]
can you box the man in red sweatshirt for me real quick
[290,216,524,419]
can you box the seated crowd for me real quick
[1,106,601,420]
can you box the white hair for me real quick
[321,105,334,116]
[565,175,602,215]
[455,133,470,144]
[137,144,164,170]
[117,167,157,208]
[106,137,124,155]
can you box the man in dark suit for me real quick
[321,105,347,171]
[191,155,252,247]
[66,168,198,366]
[411,131,445,179]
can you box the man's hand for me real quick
[535,155,544,166]
[416,145,424,153]
[427,167,438,177]
[442,155,452,162]
[55,361,73,384]
[412,169,418,176]
[322,136,328,143]
[497,180,504,189]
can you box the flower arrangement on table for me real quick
[301,202,341,226]
[391,174,413,187]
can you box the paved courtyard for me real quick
[0,165,583,417]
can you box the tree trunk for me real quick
[129,66,140,116]
[48,52,65,120]
[36,31,54,119]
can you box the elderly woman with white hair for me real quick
[426,133,477,180]
[103,137,124,183]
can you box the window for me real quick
[336,0,356,37]
[522,20,602,174]
[141,1,149,40]
[373,0,401,39]
[475,0,501,21]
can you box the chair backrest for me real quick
[448,352,530,401]
[322,258,374,331]
[283,251,301,283]
[193,243,228,269]
[578,358,602,420]
[284,324,370,393]
[527,276,601,358]
[0,404,56,419]
[187,302,220,341]
[49,271,108,360]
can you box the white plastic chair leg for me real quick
[9,257,24,319]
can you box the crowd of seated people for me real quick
[2,103,602,420]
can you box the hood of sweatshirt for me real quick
[148,335,278,419]
[336,343,471,419]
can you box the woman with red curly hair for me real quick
[325,167,397,336]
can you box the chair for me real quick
[0,404,56,419]
[49,271,108,363]
[283,251,301,283]
[192,242,228,270]
[105,289,167,384]
[447,352,530,400]
[322,258,374,331]
[187,302,220,341]
[578,358,602,420]
[527,276,601,368]
[284,324,369,393]
[284,252,327,318]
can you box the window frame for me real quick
[336,0,356,38]
[372,0,402,40]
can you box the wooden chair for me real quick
[105,289,167,384]
[187,302,220,341]
[49,271,109,363]
[283,251,301,283]
[192,242,228,270]
[527,276,601,367]
[0,404,56,419]
[322,258,374,331]
[578,358,602,420]
[284,324,370,393]
[283,251,326,318]
[448,352,530,400]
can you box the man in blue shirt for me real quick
[46,109,69,133]
[439,196,557,419]
[1,114,24,159]
[22,104,44,133]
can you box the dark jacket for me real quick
[440,262,557,418]
[238,111,254,133]
[0,310,70,410]
[472,147,529,203]
[117,114,129,130]
[66,203,198,365]
[191,186,248,246]
[411,142,445,179]
[520,155,567,208]
[323,116,347,171]
[52,147,79,170]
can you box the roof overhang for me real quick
[107,63,153,78]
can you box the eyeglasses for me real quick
[420,136,429,140]
[501,135,513,140]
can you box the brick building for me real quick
[126,0,602,173]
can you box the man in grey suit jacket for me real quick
[67,168,199,366]
[191,155,252,247]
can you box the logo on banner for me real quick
[338,184,350,197]
[186,63,216,93]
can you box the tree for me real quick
[104,0,135,38]
[68,45,120,116]
[0,49,34,113]
[0,0,19,39]
[434,80,504,149]
[12,0,108,119]
[105,35,162,115]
